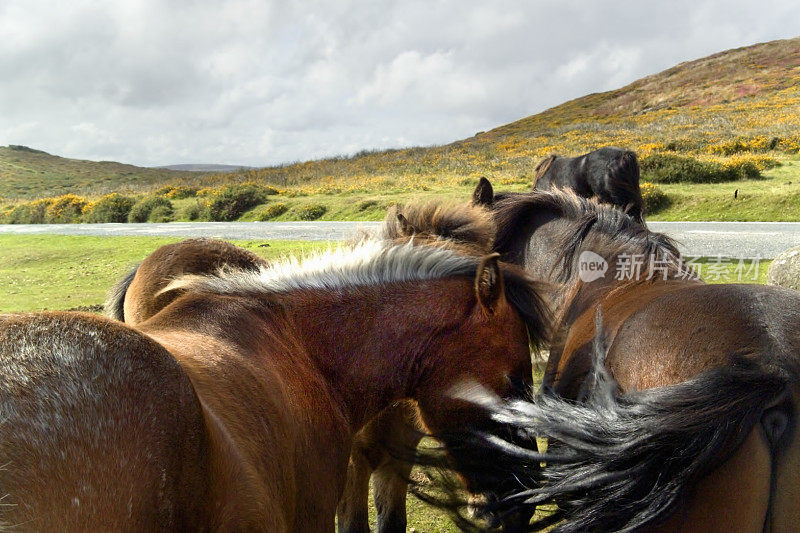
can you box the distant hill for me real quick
[2,36,799,200]
[156,164,254,172]
[0,145,204,199]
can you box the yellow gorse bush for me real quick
[45,194,87,223]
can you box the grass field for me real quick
[0,235,331,313]
[649,157,800,221]
[0,235,772,313]
[0,234,775,531]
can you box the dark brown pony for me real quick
[1,236,549,531]
[423,185,800,531]
[532,146,644,224]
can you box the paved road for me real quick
[2,221,799,259]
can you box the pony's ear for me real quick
[475,253,504,313]
[396,213,417,236]
[472,177,494,207]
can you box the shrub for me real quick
[153,185,199,199]
[296,204,327,221]
[640,182,669,213]
[641,154,749,183]
[45,194,87,223]
[725,155,780,173]
[2,199,52,224]
[722,159,760,180]
[205,184,268,221]
[180,201,205,221]
[256,203,288,221]
[148,204,174,222]
[128,196,173,223]
[83,193,135,223]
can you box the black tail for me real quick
[532,155,557,188]
[104,265,139,321]
[413,323,791,532]
[606,150,645,225]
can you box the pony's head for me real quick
[392,251,551,500]
[381,200,496,255]
[490,188,690,301]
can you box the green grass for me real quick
[0,235,330,313]
[648,158,800,221]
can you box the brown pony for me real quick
[0,237,548,531]
[425,184,800,531]
[337,201,500,533]
[104,205,505,533]
[105,237,268,324]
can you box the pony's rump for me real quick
[0,312,208,530]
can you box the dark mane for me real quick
[493,189,688,283]
[498,263,552,352]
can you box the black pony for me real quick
[533,147,644,224]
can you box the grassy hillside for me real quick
[0,145,201,199]
[197,37,800,192]
[1,37,799,221]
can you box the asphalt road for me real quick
[1,221,799,259]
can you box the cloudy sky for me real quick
[1,1,798,168]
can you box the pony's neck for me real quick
[286,278,470,432]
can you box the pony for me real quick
[0,237,549,531]
[532,146,644,224]
[337,201,502,533]
[418,182,800,531]
[105,237,268,324]
[104,204,510,533]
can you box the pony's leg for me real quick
[336,450,373,533]
[373,459,412,533]
[373,403,423,533]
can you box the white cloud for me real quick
[0,0,797,167]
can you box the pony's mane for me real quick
[164,237,551,350]
[381,202,495,253]
[164,239,480,297]
[493,189,690,282]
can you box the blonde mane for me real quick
[163,239,479,297]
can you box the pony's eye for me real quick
[761,406,791,446]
